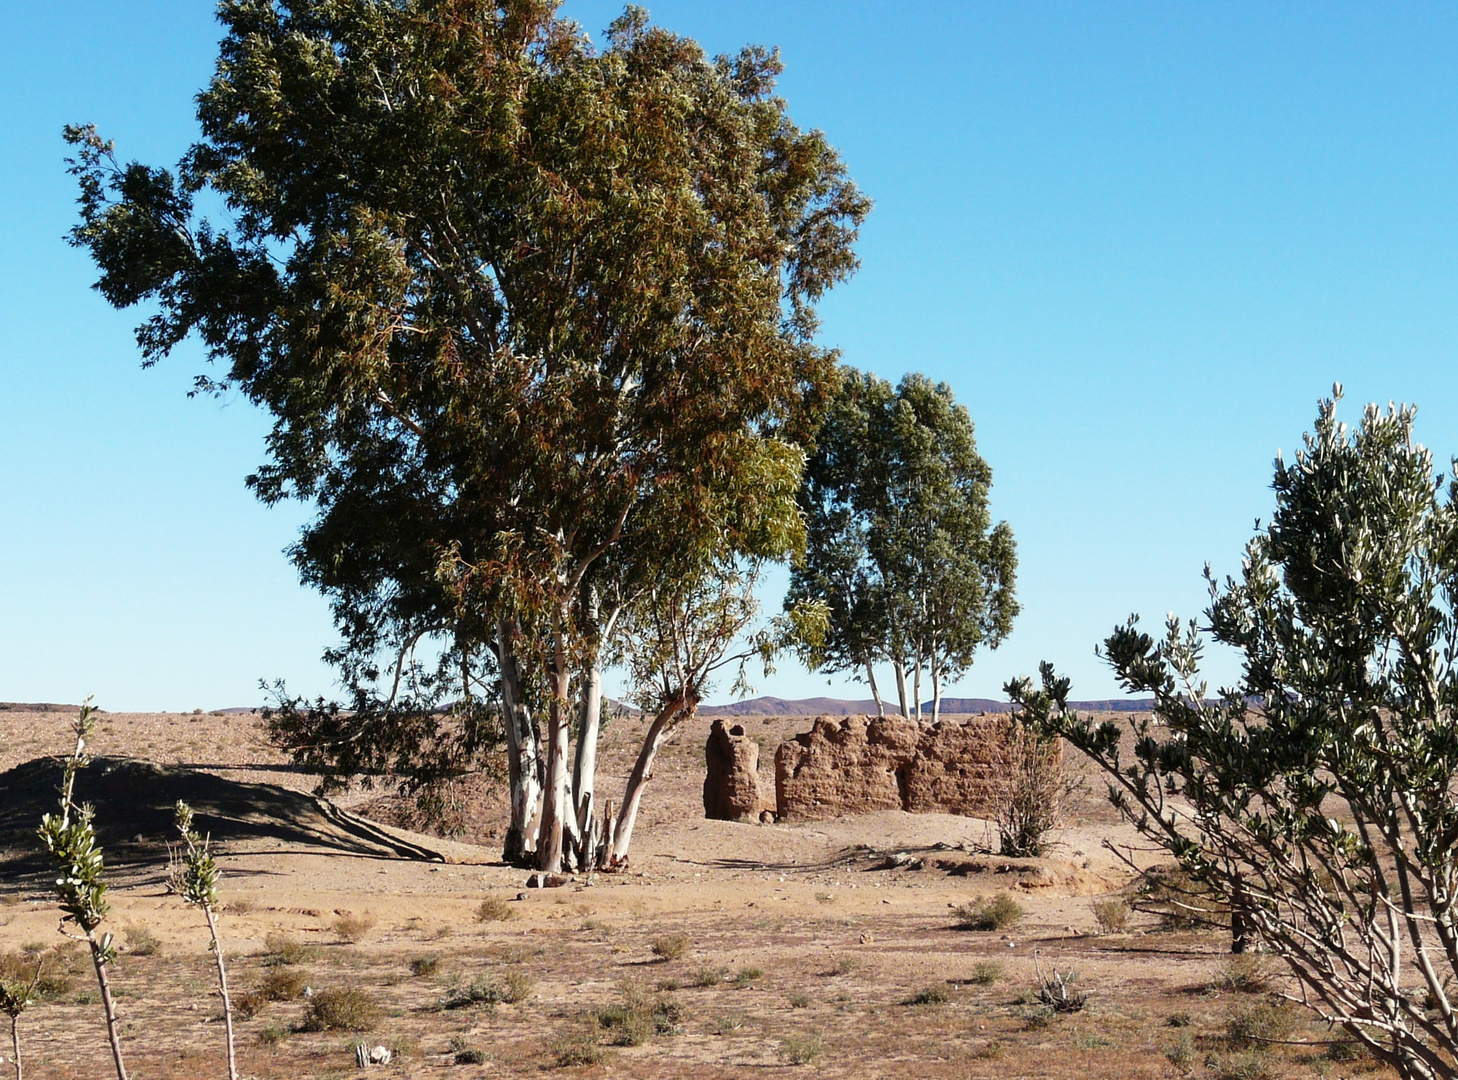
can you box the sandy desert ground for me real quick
[0,705,1393,1080]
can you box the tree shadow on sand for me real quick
[0,756,450,890]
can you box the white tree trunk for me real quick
[931,650,942,723]
[912,646,923,722]
[571,660,602,870]
[608,698,688,866]
[496,621,541,865]
[864,660,885,717]
[536,603,573,872]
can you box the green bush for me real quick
[970,961,1002,985]
[262,932,314,966]
[1226,1001,1299,1048]
[905,982,949,1006]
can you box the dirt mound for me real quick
[0,756,490,886]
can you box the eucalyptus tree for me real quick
[790,370,1017,720]
[66,0,867,869]
[1021,390,1458,1080]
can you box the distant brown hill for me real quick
[698,695,1154,716]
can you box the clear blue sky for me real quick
[3,2,1456,711]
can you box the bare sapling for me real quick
[0,955,44,1080]
[171,800,237,1080]
[36,699,128,1080]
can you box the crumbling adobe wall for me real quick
[703,720,765,821]
[774,714,1032,821]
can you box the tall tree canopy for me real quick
[789,369,1017,720]
[66,0,868,869]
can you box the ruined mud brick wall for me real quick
[774,714,1034,821]
[703,719,765,821]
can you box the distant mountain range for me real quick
[697,695,1154,716]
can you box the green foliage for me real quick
[904,983,949,1006]
[1018,390,1458,1078]
[37,701,111,945]
[170,801,218,910]
[788,369,1018,715]
[65,0,868,834]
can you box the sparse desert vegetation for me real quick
[0,704,1402,1079]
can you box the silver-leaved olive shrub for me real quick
[1016,389,1458,1080]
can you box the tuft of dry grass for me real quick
[260,966,307,1001]
[1090,897,1131,934]
[905,982,950,1006]
[407,955,439,977]
[1211,953,1274,994]
[262,932,315,966]
[123,923,162,957]
[650,933,689,961]
[780,1032,824,1065]
[331,911,377,943]
[475,895,516,922]
[301,987,380,1032]
[953,893,1024,931]
[1225,1001,1299,1048]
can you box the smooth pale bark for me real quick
[864,660,885,717]
[893,660,910,719]
[201,904,237,1080]
[912,649,923,722]
[608,696,690,866]
[571,603,619,871]
[535,603,573,872]
[497,621,541,865]
[571,661,602,870]
[930,650,942,724]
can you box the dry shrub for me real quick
[732,966,763,987]
[331,912,376,943]
[302,987,380,1032]
[905,983,949,1006]
[995,719,1070,857]
[475,895,515,922]
[1225,1001,1299,1048]
[953,893,1024,931]
[970,961,1002,985]
[780,1032,824,1065]
[260,967,307,1001]
[650,934,689,961]
[1212,954,1273,994]
[262,932,314,966]
[596,980,681,1045]
[233,990,266,1020]
[1136,864,1228,931]
[551,1023,604,1067]
[690,966,727,988]
[440,977,502,1010]
[408,955,439,977]
[1090,897,1131,935]
[502,970,535,1004]
[1211,1051,1277,1080]
[123,923,162,957]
